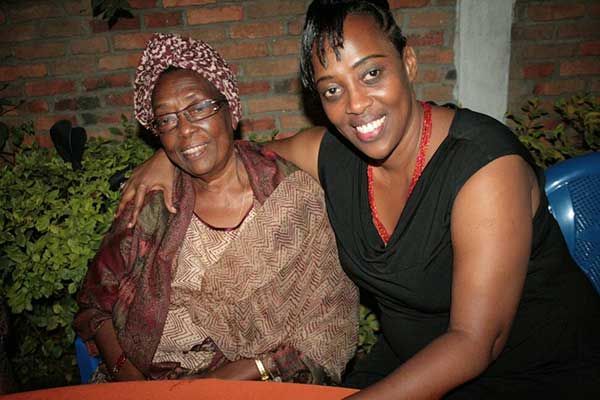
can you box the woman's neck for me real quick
[192,149,246,196]
[378,99,424,176]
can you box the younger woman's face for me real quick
[311,14,418,161]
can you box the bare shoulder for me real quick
[264,126,327,183]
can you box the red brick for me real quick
[34,114,77,132]
[105,91,134,106]
[247,95,299,113]
[50,56,96,76]
[0,24,37,43]
[112,32,154,50]
[230,21,284,39]
[534,80,585,96]
[163,0,215,6]
[25,100,49,113]
[144,11,182,28]
[415,68,444,83]
[63,0,92,16]
[520,44,576,60]
[0,64,47,82]
[588,3,600,17]
[41,20,84,38]
[187,6,243,25]
[25,79,75,97]
[279,114,311,130]
[187,27,227,43]
[590,80,600,92]
[90,17,140,33]
[523,63,555,79]
[271,38,300,56]
[8,2,63,22]
[105,74,132,88]
[98,54,141,70]
[246,1,306,19]
[129,0,157,8]
[527,4,585,21]
[238,81,271,95]
[389,0,430,8]
[274,78,301,94]
[244,58,299,77]
[558,22,599,39]
[560,59,600,76]
[216,42,268,60]
[435,0,456,5]
[580,41,600,56]
[14,42,66,59]
[68,96,101,110]
[0,47,11,61]
[511,25,555,41]
[98,112,130,124]
[0,83,23,98]
[54,99,79,111]
[71,37,109,55]
[407,31,444,47]
[238,117,276,134]
[416,48,453,64]
[288,17,305,36]
[408,11,451,28]
[0,9,5,24]
[421,85,453,103]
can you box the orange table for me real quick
[1,379,359,399]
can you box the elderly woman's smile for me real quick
[181,143,208,158]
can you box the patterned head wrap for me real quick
[134,33,241,132]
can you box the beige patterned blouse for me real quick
[152,205,257,371]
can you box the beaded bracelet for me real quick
[110,351,128,378]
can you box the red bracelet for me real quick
[110,351,128,378]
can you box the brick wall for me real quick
[508,0,600,114]
[0,0,456,144]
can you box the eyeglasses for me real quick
[152,98,227,135]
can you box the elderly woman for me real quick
[74,33,358,384]
[120,1,600,398]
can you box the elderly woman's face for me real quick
[152,69,233,180]
[312,14,418,161]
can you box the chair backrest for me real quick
[75,336,101,384]
[544,152,600,294]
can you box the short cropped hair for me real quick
[300,0,407,93]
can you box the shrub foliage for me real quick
[0,120,153,389]
[507,94,599,168]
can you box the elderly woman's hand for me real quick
[116,148,177,227]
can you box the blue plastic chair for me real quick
[75,336,101,383]
[544,152,600,294]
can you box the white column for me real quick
[455,0,515,122]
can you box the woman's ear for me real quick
[403,46,418,83]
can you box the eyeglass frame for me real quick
[151,98,228,135]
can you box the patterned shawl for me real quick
[74,141,358,383]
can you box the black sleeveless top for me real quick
[319,108,600,394]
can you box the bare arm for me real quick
[95,320,146,381]
[347,155,536,399]
[117,127,326,227]
[264,126,325,183]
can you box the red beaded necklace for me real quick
[368,101,432,245]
